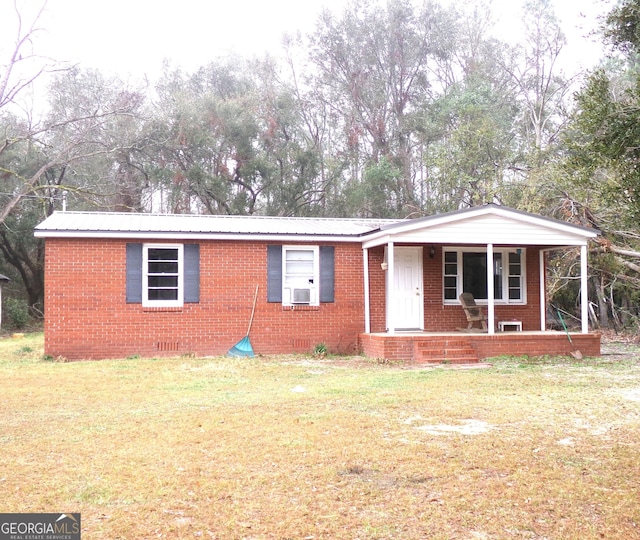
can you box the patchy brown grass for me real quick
[1,334,640,539]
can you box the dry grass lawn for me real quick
[1,334,640,539]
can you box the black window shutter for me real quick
[126,243,143,303]
[319,246,335,303]
[267,245,282,302]
[184,244,200,303]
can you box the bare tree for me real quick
[0,1,147,314]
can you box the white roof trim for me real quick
[34,231,365,243]
[34,211,398,240]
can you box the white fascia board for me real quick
[362,234,395,250]
[33,231,362,243]
[488,207,600,238]
[361,236,590,250]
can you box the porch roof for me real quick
[361,204,600,249]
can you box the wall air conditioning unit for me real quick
[292,288,312,304]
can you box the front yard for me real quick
[1,334,639,539]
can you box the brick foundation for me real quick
[359,332,601,363]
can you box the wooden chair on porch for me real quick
[459,292,488,332]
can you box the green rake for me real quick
[557,309,583,360]
[228,285,259,358]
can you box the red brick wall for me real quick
[367,245,543,333]
[368,246,386,332]
[43,238,367,360]
[44,238,552,360]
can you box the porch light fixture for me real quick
[429,245,436,259]
[381,262,388,271]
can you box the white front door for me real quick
[388,247,423,330]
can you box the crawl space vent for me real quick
[157,341,179,352]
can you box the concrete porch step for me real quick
[414,339,479,364]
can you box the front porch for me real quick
[358,205,602,363]
[359,331,602,364]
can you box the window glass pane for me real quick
[444,276,457,299]
[286,261,314,275]
[148,261,178,274]
[444,276,457,288]
[493,253,503,300]
[148,248,179,261]
[149,289,179,301]
[148,276,178,288]
[509,276,522,300]
[463,252,487,299]
[444,263,457,275]
[285,250,314,275]
[444,290,457,300]
[509,252,521,275]
[444,251,457,263]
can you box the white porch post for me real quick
[581,244,589,334]
[539,250,546,331]
[487,243,495,334]
[387,241,395,335]
[363,248,370,333]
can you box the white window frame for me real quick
[443,247,526,305]
[282,245,320,306]
[143,243,184,307]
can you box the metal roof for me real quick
[34,211,402,240]
[34,205,600,246]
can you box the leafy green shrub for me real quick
[4,297,30,329]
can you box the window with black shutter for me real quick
[126,243,200,306]
[267,245,334,305]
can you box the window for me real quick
[143,244,183,306]
[267,245,335,305]
[443,248,525,304]
[126,243,200,306]
[508,252,523,301]
[283,246,319,306]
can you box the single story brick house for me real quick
[34,204,601,362]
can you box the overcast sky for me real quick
[3,0,611,82]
